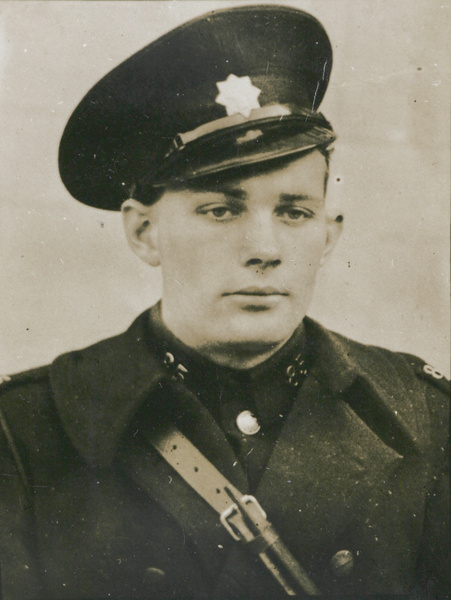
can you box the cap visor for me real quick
[153,119,335,186]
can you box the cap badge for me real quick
[215,74,261,118]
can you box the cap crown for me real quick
[59,5,333,210]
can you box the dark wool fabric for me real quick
[0,308,449,599]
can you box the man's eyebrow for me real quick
[279,193,318,203]
[213,185,247,200]
[187,182,247,200]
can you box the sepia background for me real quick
[0,0,449,376]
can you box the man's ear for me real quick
[121,198,161,266]
[320,210,344,266]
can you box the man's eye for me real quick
[210,207,231,219]
[197,204,239,221]
[278,208,312,221]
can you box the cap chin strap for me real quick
[166,103,332,157]
[148,416,320,596]
[171,104,291,152]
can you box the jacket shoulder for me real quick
[341,332,449,412]
[0,364,50,390]
[306,318,449,442]
[0,365,53,503]
[0,364,52,417]
[0,362,80,479]
[320,321,449,395]
[327,330,450,444]
[396,352,449,395]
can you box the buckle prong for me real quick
[220,494,267,541]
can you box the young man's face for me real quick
[125,150,341,360]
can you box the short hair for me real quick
[133,145,332,206]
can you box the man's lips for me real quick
[223,287,289,296]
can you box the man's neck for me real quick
[148,301,307,373]
[193,339,288,369]
[152,301,298,370]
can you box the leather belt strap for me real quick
[150,420,241,515]
[149,419,321,596]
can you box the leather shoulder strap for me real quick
[149,419,242,516]
[147,418,320,596]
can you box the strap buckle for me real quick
[220,494,267,541]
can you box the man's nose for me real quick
[241,213,282,269]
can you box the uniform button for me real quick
[143,567,166,584]
[330,550,354,577]
[236,410,261,435]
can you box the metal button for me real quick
[143,566,166,583]
[330,550,354,577]
[236,410,261,435]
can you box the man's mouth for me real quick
[224,287,289,296]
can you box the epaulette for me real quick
[0,364,50,393]
[399,353,450,395]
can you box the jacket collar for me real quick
[304,317,428,454]
[50,310,167,467]
[49,309,426,468]
[303,317,359,394]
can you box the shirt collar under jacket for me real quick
[146,301,308,426]
[49,306,429,467]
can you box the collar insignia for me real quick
[215,74,262,118]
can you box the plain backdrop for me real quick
[0,0,449,376]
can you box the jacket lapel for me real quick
[117,378,249,580]
[255,376,402,559]
[49,311,166,467]
[49,309,246,486]
[119,427,236,579]
[215,365,410,596]
[252,317,428,566]
[50,310,247,578]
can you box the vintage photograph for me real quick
[0,1,449,598]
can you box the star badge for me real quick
[215,74,262,118]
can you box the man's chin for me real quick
[207,315,300,350]
[198,335,288,369]
[229,307,301,337]
[193,310,305,367]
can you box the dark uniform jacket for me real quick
[0,308,449,599]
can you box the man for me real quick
[0,5,449,599]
